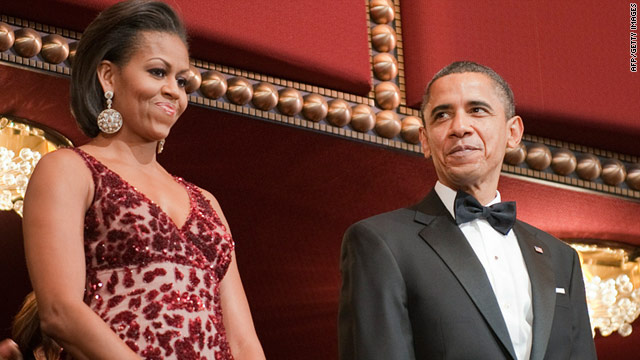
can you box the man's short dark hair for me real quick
[420,61,516,124]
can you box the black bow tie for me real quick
[454,191,516,235]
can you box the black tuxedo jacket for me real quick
[338,190,596,360]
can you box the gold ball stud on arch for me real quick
[277,88,303,116]
[551,148,577,175]
[576,154,602,180]
[252,82,279,111]
[67,41,78,65]
[375,110,401,138]
[525,144,552,171]
[200,70,228,100]
[504,143,527,165]
[369,0,395,24]
[0,22,16,52]
[226,77,253,105]
[326,99,352,127]
[13,28,42,58]
[626,164,640,190]
[302,94,328,122]
[401,116,423,144]
[41,34,69,64]
[184,65,202,94]
[375,81,401,110]
[351,105,376,132]
[373,53,398,81]
[371,24,397,52]
[601,159,627,186]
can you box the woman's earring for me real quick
[97,90,122,134]
[157,139,165,154]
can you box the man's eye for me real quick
[433,112,449,121]
[471,107,488,114]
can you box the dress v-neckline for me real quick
[75,147,194,232]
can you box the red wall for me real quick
[401,0,640,156]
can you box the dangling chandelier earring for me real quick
[97,90,122,134]
[157,139,165,154]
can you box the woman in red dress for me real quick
[22,1,265,359]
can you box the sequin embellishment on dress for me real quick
[73,148,235,359]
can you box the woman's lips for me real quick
[156,102,177,116]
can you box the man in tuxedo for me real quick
[338,61,596,360]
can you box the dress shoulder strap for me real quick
[70,147,103,175]
[68,147,105,202]
[177,178,229,233]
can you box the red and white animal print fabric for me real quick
[72,147,234,360]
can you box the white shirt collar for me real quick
[433,180,502,220]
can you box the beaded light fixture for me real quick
[0,115,72,216]
[570,242,640,337]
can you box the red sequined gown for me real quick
[73,148,235,359]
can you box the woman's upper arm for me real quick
[219,251,265,357]
[21,150,150,359]
[22,149,93,311]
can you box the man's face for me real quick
[419,72,523,190]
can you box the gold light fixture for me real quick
[569,242,640,337]
[0,115,72,217]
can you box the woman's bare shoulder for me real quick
[23,147,95,222]
[36,147,86,169]
[29,147,93,190]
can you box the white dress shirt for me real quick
[434,181,533,360]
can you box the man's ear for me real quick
[419,126,431,159]
[96,60,116,93]
[506,115,524,149]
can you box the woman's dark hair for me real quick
[12,292,61,360]
[70,0,188,137]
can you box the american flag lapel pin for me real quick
[534,246,544,254]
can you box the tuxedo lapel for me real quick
[414,192,517,360]
[513,222,556,360]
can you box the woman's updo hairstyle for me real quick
[71,0,188,137]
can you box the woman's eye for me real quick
[177,78,187,88]
[149,68,166,77]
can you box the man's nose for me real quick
[449,112,472,137]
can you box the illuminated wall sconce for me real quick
[570,242,640,337]
[0,115,72,216]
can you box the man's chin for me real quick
[442,166,484,185]
[442,164,504,187]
